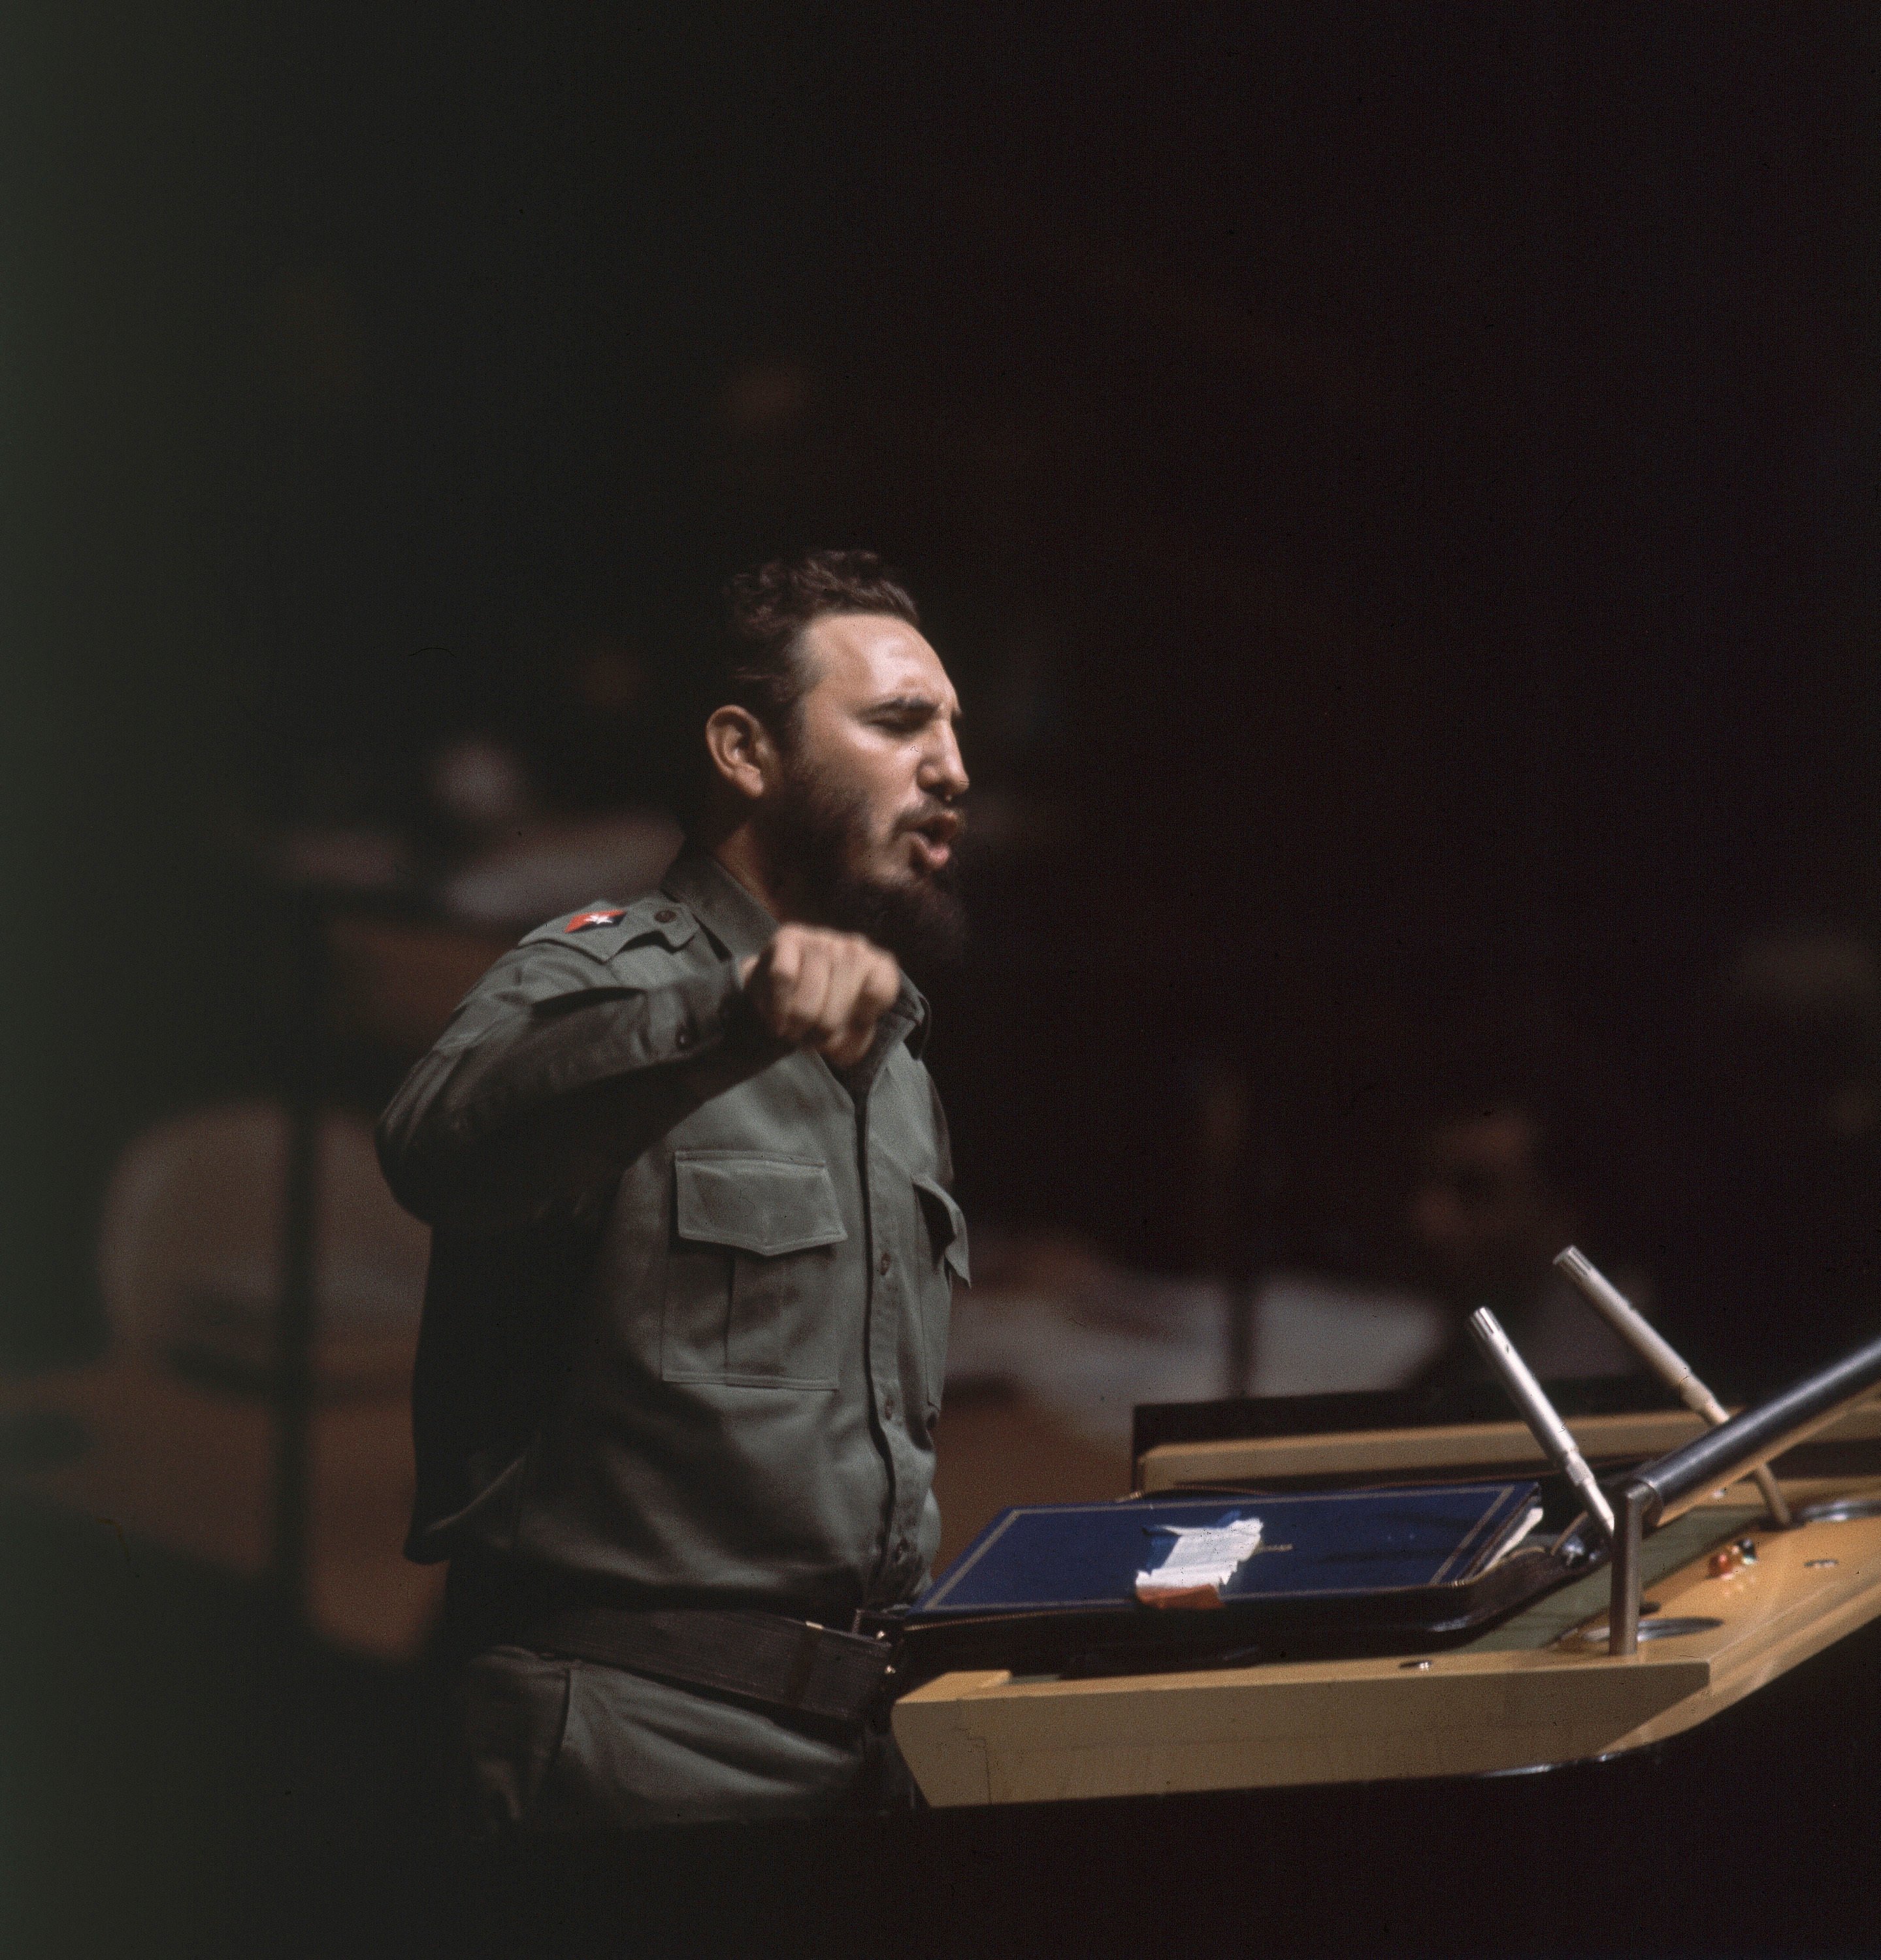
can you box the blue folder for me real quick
[912,1480,1543,1620]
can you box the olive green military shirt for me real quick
[377,851,967,1625]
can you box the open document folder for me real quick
[891,1481,1554,1676]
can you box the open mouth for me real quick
[904,808,963,872]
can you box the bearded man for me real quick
[378,551,970,1831]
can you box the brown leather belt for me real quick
[519,1605,900,1728]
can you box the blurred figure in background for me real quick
[1401,1058,1650,1390]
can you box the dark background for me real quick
[6,8,1881,1955]
[7,1,1878,1363]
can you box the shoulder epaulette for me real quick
[521,896,700,961]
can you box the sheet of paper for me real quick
[1134,1514,1264,1603]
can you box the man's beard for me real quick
[767,762,968,975]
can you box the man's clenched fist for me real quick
[738,925,901,1070]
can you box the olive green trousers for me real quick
[454,1644,918,1833]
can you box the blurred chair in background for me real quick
[99,1102,429,1396]
[0,889,496,1662]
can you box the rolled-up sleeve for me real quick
[378,943,787,1232]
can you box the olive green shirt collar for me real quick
[659,847,778,964]
[660,848,932,1059]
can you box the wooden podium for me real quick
[893,1391,1881,1808]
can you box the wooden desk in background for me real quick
[0,1360,444,1661]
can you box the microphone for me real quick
[1554,1247,1791,1527]
[1469,1305,1616,1539]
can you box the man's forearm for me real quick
[377,954,787,1232]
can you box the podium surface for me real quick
[894,1396,1881,1808]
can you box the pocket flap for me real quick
[913,1173,970,1284]
[674,1154,847,1258]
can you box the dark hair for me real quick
[673,550,919,830]
[715,549,919,740]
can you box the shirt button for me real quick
[654,907,678,923]
[896,1536,910,1558]
[674,1026,693,1050]
[883,1395,896,1420]
[878,1252,891,1275]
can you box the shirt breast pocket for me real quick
[912,1173,969,1415]
[662,1152,848,1390]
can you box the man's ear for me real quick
[704,705,776,804]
